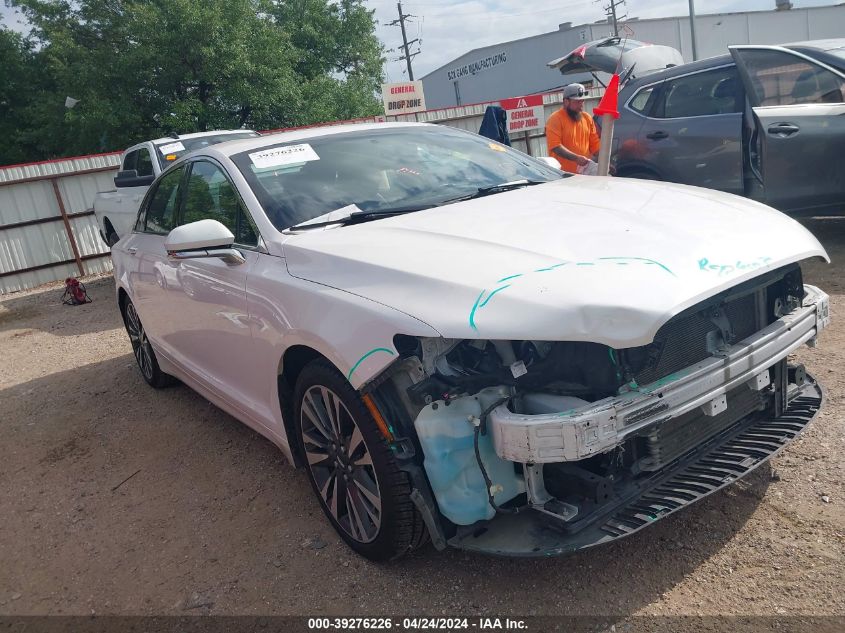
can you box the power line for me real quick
[388,2,421,80]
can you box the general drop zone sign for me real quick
[382,81,427,115]
[499,95,545,134]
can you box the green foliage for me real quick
[0,0,385,165]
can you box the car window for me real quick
[231,126,564,231]
[136,148,154,177]
[143,167,185,234]
[182,161,258,246]
[156,132,259,165]
[737,49,845,106]
[656,66,742,118]
[629,86,657,114]
[122,150,138,172]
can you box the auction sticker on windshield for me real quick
[158,141,186,154]
[249,144,320,169]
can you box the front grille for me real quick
[637,385,766,472]
[634,289,762,387]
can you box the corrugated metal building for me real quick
[0,153,120,293]
[421,3,845,109]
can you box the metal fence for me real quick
[0,88,598,294]
[0,153,120,294]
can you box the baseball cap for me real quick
[562,83,589,100]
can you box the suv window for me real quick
[629,86,657,114]
[182,161,258,246]
[655,66,742,118]
[143,167,185,234]
[736,49,845,106]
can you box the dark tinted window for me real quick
[136,148,154,177]
[737,49,845,106]
[657,66,741,118]
[182,161,258,246]
[143,167,185,234]
[122,150,138,172]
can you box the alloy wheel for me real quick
[300,386,382,543]
[125,303,154,382]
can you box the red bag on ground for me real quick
[61,277,92,306]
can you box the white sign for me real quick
[446,52,508,81]
[159,141,186,154]
[382,81,426,115]
[249,143,320,169]
[499,96,546,134]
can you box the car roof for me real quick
[204,122,437,158]
[622,38,845,93]
[621,54,733,92]
[150,129,257,145]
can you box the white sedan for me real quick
[112,122,829,561]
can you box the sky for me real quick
[1,0,840,82]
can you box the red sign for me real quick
[499,95,543,110]
[499,95,545,134]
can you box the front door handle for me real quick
[127,247,138,255]
[646,131,669,140]
[767,123,800,137]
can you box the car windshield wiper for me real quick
[285,208,421,232]
[437,179,548,205]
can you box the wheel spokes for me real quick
[300,385,382,544]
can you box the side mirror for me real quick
[114,169,155,188]
[165,219,245,265]
[538,156,562,170]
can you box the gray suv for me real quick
[557,40,845,214]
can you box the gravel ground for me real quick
[0,219,843,619]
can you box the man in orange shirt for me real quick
[545,83,601,173]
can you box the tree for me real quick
[2,0,385,163]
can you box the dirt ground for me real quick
[0,218,843,620]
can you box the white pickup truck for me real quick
[93,130,258,245]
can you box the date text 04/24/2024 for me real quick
[307,617,528,630]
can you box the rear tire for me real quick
[122,299,176,388]
[294,359,427,561]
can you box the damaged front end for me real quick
[360,264,829,556]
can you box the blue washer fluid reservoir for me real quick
[414,389,525,525]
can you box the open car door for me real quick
[730,45,845,213]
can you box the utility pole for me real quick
[389,2,420,81]
[599,0,626,37]
[688,0,699,61]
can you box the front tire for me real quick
[294,360,427,561]
[122,299,175,388]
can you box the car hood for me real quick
[547,38,683,81]
[282,177,827,348]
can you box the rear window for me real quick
[156,132,259,164]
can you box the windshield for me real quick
[156,132,258,164]
[231,126,565,231]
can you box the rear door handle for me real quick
[646,131,669,140]
[767,123,800,137]
[128,247,138,255]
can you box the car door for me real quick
[158,158,266,415]
[123,164,188,345]
[730,45,845,213]
[635,64,745,194]
[113,146,156,237]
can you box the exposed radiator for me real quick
[636,386,767,472]
[635,290,761,387]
